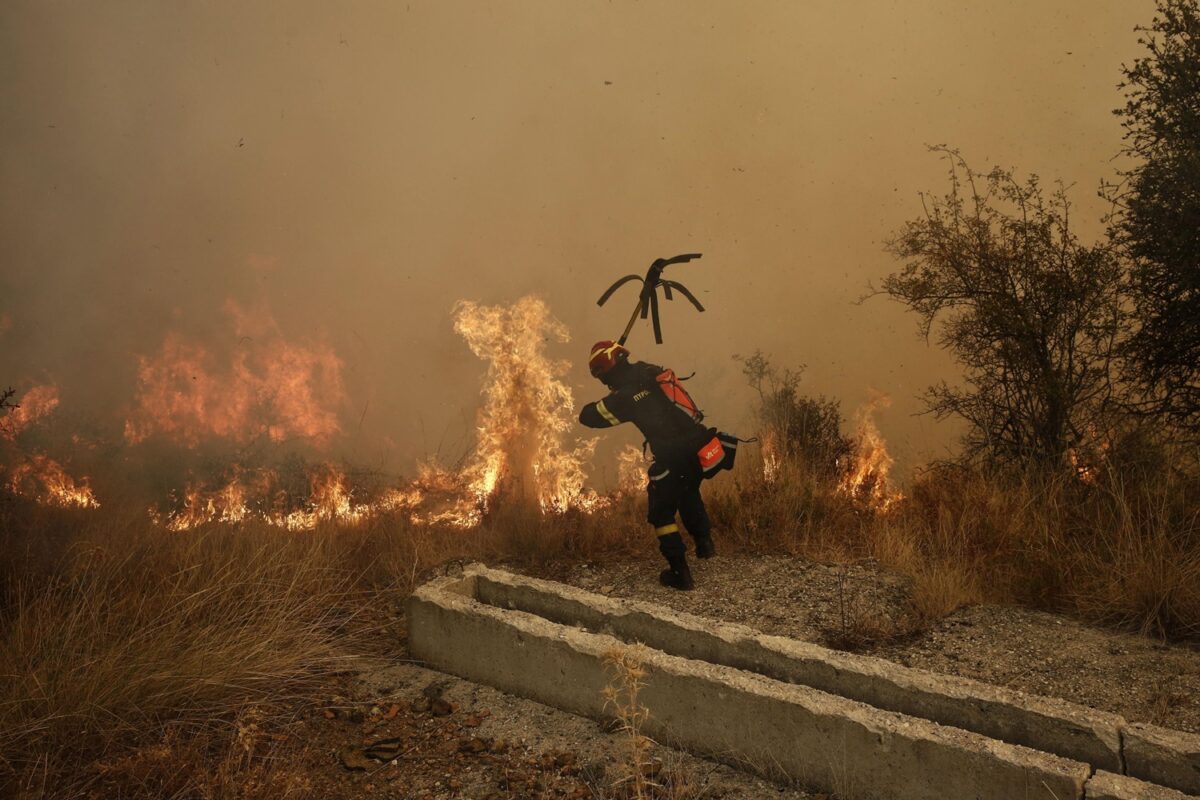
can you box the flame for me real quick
[760,431,781,485]
[157,463,427,531]
[838,395,903,511]
[617,444,650,494]
[450,296,598,517]
[1,383,99,508]
[7,454,99,508]
[153,296,606,531]
[1,384,60,439]
[271,465,372,531]
[125,301,345,447]
[1067,425,1111,484]
[155,467,266,531]
[1067,448,1097,483]
[5,296,646,528]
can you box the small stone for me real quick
[423,680,451,700]
[458,737,488,753]
[339,747,374,771]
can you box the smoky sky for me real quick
[0,1,1152,479]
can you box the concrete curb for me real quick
[1125,724,1200,796]
[1087,771,1199,800]
[469,564,1124,770]
[409,572,1091,800]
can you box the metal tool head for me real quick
[596,253,704,345]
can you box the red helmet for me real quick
[588,340,629,377]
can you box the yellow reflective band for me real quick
[596,400,619,426]
[655,523,679,535]
[591,342,621,359]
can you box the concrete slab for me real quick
[1124,723,1200,795]
[468,564,1124,771]
[410,573,1091,800]
[1086,770,1199,800]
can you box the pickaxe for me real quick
[596,253,704,345]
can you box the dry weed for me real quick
[602,644,654,800]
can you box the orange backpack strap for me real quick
[655,368,703,422]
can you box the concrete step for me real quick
[407,565,1200,799]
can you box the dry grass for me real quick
[893,458,1200,639]
[2,441,1198,797]
[709,443,1200,642]
[1,517,364,797]
[0,492,651,798]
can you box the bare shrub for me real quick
[736,351,853,482]
[881,147,1125,465]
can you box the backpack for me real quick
[655,369,744,477]
[655,368,703,422]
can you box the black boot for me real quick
[657,530,695,590]
[693,533,716,559]
[659,560,695,590]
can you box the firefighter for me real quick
[579,340,717,590]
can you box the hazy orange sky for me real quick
[0,1,1155,479]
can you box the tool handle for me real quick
[617,300,643,346]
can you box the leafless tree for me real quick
[881,148,1125,464]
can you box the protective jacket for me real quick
[578,360,710,464]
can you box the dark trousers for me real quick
[647,457,711,562]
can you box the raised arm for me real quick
[579,394,628,428]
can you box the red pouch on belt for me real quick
[697,435,726,474]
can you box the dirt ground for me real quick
[526,553,1200,734]
[313,662,827,800]
[306,552,1199,799]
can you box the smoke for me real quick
[0,0,1153,481]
